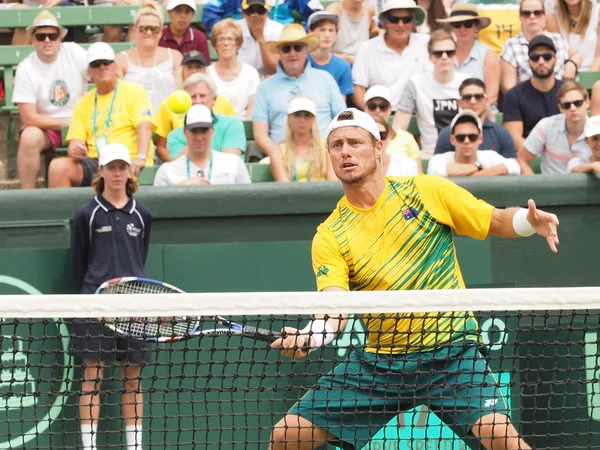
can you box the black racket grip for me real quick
[243,327,312,349]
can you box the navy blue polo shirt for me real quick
[434,117,518,158]
[71,195,152,292]
[503,79,563,137]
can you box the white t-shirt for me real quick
[237,18,284,77]
[427,149,521,177]
[385,155,419,176]
[397,71,469,151]
[207,64,260,119]
[352,33,431,108]
[153,151,252,186]
[13,42,88,120]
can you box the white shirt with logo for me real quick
[13,42,88,120]
[397,71,469,151]
[153,150,252,186]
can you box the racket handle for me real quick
[242,326,285,343]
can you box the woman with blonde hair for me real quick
[207,18,260,120]
[547,0,600,71]
[371,115,419,177]
[270,95,336,182]
[115,0,183,112]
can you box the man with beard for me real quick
[503,35,563,154]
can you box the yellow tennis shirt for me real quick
[312,175,495,354]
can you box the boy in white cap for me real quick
[70,142,152,450]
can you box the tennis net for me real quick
[0,287,599,450]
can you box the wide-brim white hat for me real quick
[379,0,427,27]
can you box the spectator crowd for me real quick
[4,0,600,190]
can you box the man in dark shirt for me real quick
[503,35,563,154]
[159,0,211,66]
[435,78,517,158]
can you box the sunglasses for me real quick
[34,32,59,42]
[245,6,267,15]
[451,20,475,29]
[138,25,161,35]
[529,52,554,62]
[559,99,585,109]
[520,9,544,18]
[280,43,306,53]
[379,131,389,140]
[387,15,414,24]
[454,133,479,143]
[461,93,486,101]
[89,59,114,68]
[431,49,456,58]
[366,102,391,112]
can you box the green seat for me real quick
[407,115,420,137]
[495,113,503,125]
[246,163,274,182]
[577,72,600,90]
[243,120,254,141]
[139,166,159,186]
[422,159,428,174]
[531,157,542,174]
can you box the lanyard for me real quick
[93,82,119,138]
[292,162,311,182]
[186,152,213,181]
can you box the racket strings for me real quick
[104,316,198,338]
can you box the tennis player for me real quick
[70,143,152,450]
[270,109,560,450]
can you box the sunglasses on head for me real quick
[451,20,475,29]
[529,52,554,62]
[34,32,59,42]
[366,102,391,112]
[461,93,486,101]
[245,6,267,15]
[432,49,456,58]
[89,59,114,69]
[520,9,544,18]
[138,25,161,35]
[454,133,479,143]
[281,43,306,53]
[387,15,414,24]
[559,99,585,109]
[379,130,389,140]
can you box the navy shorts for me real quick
[80,158,99,187]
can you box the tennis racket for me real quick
[95,277,284,343]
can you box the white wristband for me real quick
[512,208,535,237]
[300,319,336,348]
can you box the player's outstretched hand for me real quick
[270,327,312,359]
[526,199,560,253]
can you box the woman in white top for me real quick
[115,0,183,112]
[372,115,419,177]
[547,0,600,71]
[207,18,260,120]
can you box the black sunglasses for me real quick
[89,59,114,68]
[461,93,486,101]
[281,43,306,53]
[520,9,544,18]
[451,20,475,29]
[432,50,456,58]
[34,32,59,42]
[454,133,479,143]
[387,15,414,24]
[245,6,267,15]
[366,102,391,112]
[559,99,585,109]
[529,52,554,62]
[379,131,389,140]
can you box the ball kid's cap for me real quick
[326,108,381,141]
[98,143,131,167]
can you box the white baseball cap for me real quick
[98,143,131,167]
[86,42,116,65]
[326,108,381,140]
[450,110,483,134]
[584,115,600,138]
[287,96,317,116]
[167,0,196,12]
[185,104,214,130]
[364,85,393,105]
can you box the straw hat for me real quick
[26,11,68,41]
[437,4,491,29]
[265,24,321,53]
[379,0,427,27]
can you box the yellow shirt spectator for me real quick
[66,81,156,166]
[280,141,329,181]
[386,129,421,159]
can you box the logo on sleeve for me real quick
[317,265,329,278]
[126,223,142,237]
[402,207,419,220]
[141,109,152,117]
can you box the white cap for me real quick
[326,108,381,140]
[185,104,214,130]
[450,110,483,134]
[86,42,116,65]
[98,143,131,167]
[584,115,600,138]
[307,11,339,30]
[364,85,392,105]
[287,96,317,115]
[167,0,196,11]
